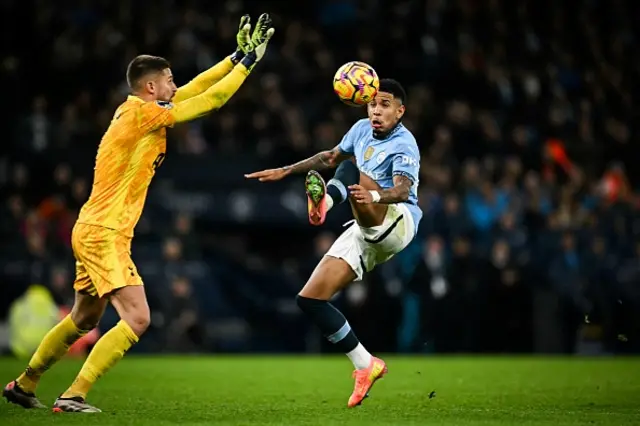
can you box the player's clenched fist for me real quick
[245,167,291,182]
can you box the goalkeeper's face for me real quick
[367,91,405,135]
[150,68,178,102]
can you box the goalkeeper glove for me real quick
[230,14,252,64]
[240,13,275,71]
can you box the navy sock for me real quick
[327,161,360,204]
[296,295,360,353]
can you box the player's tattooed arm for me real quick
[349,174,413,204]
[378,174,413,203]
[283,146,350,174]
[245,146,352,182]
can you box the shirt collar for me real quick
[372,121,403,140]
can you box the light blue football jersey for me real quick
[338,118,422,235]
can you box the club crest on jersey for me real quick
[364,146,375,161]
[376,151,387,164]
[156,101,173,109]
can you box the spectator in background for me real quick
[13,96,53,160]
[398,235,455,353]
[445,234,483,352]
[482,239,531,353]
[437,193,472,240]
[49,265,74,308]
[583,236,619,352]
[549,232,588,353]
[6,164,31,204]
[9,285,59,359]
[614,241,640,351]
[162,236,185,279]
[1,195,26,241]
[169,212,200,259]
[165,276,202,352]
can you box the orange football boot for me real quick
[348,356,388,407]
[305,170,328,226]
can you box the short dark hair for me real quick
[378,79,407,104]
[126,55,171,90]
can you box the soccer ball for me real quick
[333,61,380,106]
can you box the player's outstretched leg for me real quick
[4,292,105,409]
[305,160,360,226]
[53,285,149,413]
[297,257,387,407]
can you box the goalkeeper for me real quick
[3,14,274,414]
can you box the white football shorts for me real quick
[325,202,416,281]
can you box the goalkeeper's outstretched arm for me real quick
[173,13,265,102]
[171,13,274,123]
[171,62,250,123]
[172,56,236,103]
[138,61,252,133]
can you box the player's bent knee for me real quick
[298,256,356,300]
[298,271,341,300]
[109,285,151,337]
[120,300,151,337]
[123,310,151,337]
[335,160,360,184]
[296,294,328,317]
[117,302,150,337]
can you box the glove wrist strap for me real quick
[240,51,258,70]
[230,50,245,65]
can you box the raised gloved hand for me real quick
[230,15,252,64]
[240,13,275,71]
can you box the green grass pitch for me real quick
[1,356,639,425]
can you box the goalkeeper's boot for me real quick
[348,356,388,408]
[3,380,46,409]
[305,170,328,226]
[53,396,101,413]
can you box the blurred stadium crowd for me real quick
[1,0,639,355]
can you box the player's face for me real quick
[149,68,178,102]
[367,91,405,135]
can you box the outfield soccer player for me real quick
[3,14,274,413]
[246,79,421,407]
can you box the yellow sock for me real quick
[16,315,86,394]
[61,320,138,399]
